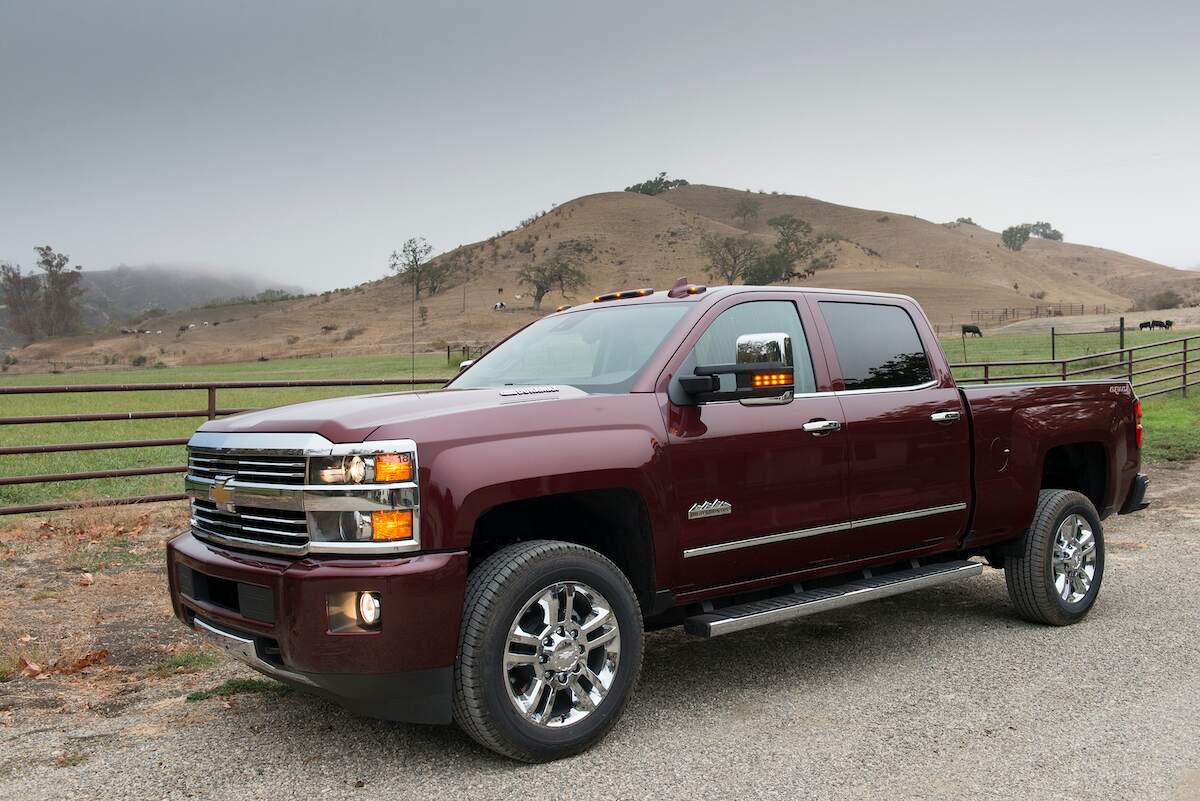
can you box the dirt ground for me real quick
[0,463,1197,800]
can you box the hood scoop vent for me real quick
[498,385,561,397]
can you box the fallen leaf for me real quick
[55,650,109,675]
[19,634,37,643]
[79,573,94,586]
[19,656,43,678]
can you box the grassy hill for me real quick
[10,185,1199,369]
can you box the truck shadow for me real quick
[257,576,1036,767]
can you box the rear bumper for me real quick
[1119,472,1150,515]
[167,531,468,724]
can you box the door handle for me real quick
[802,420,842,435]
[931,411,962,423]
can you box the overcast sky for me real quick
[2,0,1197,290]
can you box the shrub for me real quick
[131,354,148,367]
[1136,290,1185,310]
[341,327,366,342]
[286,335,300,345]
[955,217,976,225]
[1001,225,1031,251]
[624,172,689,195]
[1030,290,1047,300]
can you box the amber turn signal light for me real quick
[751,371,792,388]
[371,510,414,541]
[374,453,413,482]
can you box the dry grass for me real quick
[12,186,1200,370]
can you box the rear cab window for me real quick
[817,301,933,390]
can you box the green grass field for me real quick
[1,334,1196,511]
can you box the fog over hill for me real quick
[0,264,303,347]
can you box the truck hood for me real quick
[198,386,593,443]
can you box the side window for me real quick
[818,301,933,390]
[689,301,817,394]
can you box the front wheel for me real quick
[1005,489,1105,625]
[453,540,644,762]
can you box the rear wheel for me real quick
[1005,489,1105,625]
[453,540,643,762]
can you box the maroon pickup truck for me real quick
[167,281,1149,761]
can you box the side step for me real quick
[683,560,983,638]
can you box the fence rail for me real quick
[3,336,1198,517]
[0,376,449,516]
[950,333,1198,400]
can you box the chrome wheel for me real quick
[1052,513,1097,604]
[503,582,621,728]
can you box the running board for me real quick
[683,560,983,638]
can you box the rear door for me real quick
[661,294,850,591]
[807,295,971,559]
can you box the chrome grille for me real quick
[187,448,307,486]
[191,498,309,553]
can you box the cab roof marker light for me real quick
[593,288,655,303]
[554,304,573,312]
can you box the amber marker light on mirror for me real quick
[751,372,793,388]
[372,510,414,541]
[374,452,413,483]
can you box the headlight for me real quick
[309,452,414,485]
[308,509,415,544]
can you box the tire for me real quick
[453,540,644,762]
[1004,489,1105,626]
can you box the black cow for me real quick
[1165,320,1175,330]
[961,324,983,337]
[1139,321,1153,332]
[1152,319,1168,330]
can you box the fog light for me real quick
[357,591,381,627]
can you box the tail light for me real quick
[1135,399,1144,449]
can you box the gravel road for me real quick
[1,462,1197,801]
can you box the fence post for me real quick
[207,387,217,420]
[983,364,990,385]
[1051,327,1056,360]
[1184,338,1190,398]
[1061,360,1067,382]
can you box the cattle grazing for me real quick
[1139,321,1153,331]
[1165,320,1174,330]
[493,301,507,311]
[961,324,983,337]
[1152,319,1167,330]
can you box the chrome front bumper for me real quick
[193,616,317,687]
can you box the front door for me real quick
[662,295,850,592]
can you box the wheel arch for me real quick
[469,488,658,611]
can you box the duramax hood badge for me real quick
[688,500,732,520]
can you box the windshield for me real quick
[450,303,691,393]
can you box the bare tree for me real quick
[388,237,435,298]
[698,233,763,284]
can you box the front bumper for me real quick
[167,531,468,724]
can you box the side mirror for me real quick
[681,332,794,404]
[458,359,475,372]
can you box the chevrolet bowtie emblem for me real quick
[209,479,235,512]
